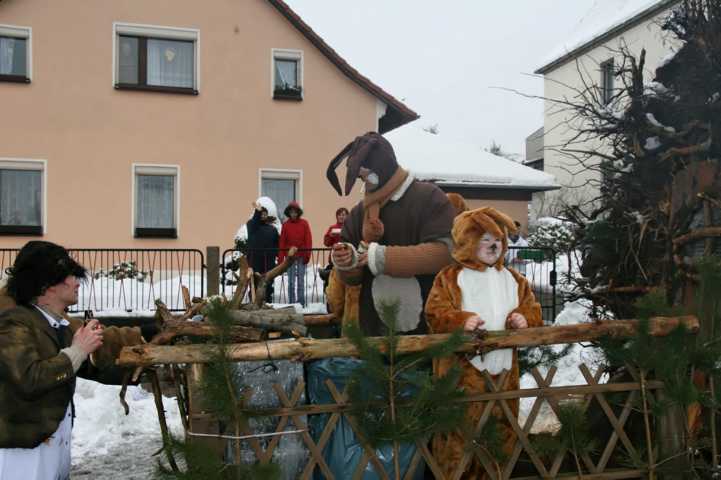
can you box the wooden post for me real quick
[206,246,220,297]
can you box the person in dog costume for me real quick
[425,207,542,479]
[327,132,456,336]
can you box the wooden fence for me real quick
[120,317,700,479]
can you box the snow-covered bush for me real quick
[93,261,148,282]
[528,218,575,254]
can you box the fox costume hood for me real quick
[425,207,542,479]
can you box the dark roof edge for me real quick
[427,181,561,193]
[534,0,679,75]
[267,0,419,133]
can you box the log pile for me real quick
[139,245,337,352]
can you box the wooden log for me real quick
[228,309,306,336]
[149,321,264,345]
[181,286,192,311]
[229,256,250,309]
[117,315,699,367]
[303,313,338,326]
[672,227,721,247]
[254,246,297,308]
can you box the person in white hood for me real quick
[242,197,281,303]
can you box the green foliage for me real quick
[597,267,721,411]
[518,344,574,376]
[344,302,467,447]
[200,298,247,423]
[531,402,595,464]
[467,416,508,463]
[155,436,281,480]
[157,299,282,476]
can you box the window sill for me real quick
[0,225,42,235]
[0,75,31,84]
[115,84,198,96]
[273,91,303,101]
[135,227,177,239]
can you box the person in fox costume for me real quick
[425,207,542,478]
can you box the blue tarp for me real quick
[307,358,424,480]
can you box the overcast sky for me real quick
[284,0,597,158]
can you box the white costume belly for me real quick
[458,267,519,375]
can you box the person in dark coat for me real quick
[0,241,144,480]
[246,197,280,303]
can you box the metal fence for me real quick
[222,246,557,321]
[506,246,557,324]
[0,248,205,313]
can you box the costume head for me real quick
[326,132,399,195]
[6,241,86,305]
[451,207,517,271]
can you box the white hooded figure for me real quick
[235,196,282,242]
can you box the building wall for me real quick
[439,186,532,235]
[0,0,381,250]
[541,8,681,211]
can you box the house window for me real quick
[0,160,44,235]
[272,49,303,100]
[260,170,301,221]
[0,25,31,83]
[134,165,179,238]
[600,59,614,105]
[115,23,199,94]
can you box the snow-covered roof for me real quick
[535,0,679,74]
[384,126,560,192]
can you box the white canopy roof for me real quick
[384,126,559,191]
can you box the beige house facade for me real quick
[533,0,681,214]
[0,0,416,250]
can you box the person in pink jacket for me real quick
[279,201,312,305]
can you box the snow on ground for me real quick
[71,378,183,478]
[518,299,605,434]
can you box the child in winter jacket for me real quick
[279,201,312,306]
[425,207,542,479]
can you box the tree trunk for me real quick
[118,315,699,367]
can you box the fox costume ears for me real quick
[451,207,518,270]
[326,132,399,196]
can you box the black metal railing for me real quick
[506,246,557,324]
[222,246,558,321]
[0,248,205,312]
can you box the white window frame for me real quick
[0,158,46,234]
[113,22,200,92]
[131,164,180,237]
[271,48,303,99]
[258,168,303,210]
[0,24,32,81]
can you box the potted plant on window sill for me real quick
[273,84,303,101]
